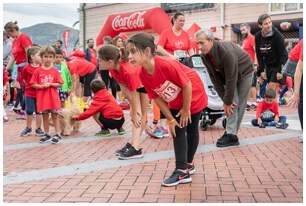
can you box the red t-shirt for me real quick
[256,99,279,119]
[158,28,191,55]
[76,89,123,120]
[140,56,207,114]
[22,64,40,98]
[3,68,8,86]
[289,40,303,62]
[67,57,96,77]
[242,34,255,63]
[12,33,32,64]
[30,67,63,112]
[299,43,303,61]
[109,61,142,91]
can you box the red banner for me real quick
[63,30,70,49]
[96,7,172,46]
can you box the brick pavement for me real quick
[3,105,303,203]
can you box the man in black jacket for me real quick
[255,14,288,93]
[195,29,254,147]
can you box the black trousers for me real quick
[170,109,201,170]
[98,114,125,130]
[298,75,303,129]
[14,87,25,110]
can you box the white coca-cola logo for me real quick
[112,11,146,31]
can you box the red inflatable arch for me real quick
[96,7,172,46]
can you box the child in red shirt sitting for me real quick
[30,46,64,144]
[72,78,125,136]
[251,88,288,129]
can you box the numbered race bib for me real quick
[154,80,181,103]
[174,50,187,58]
[191,56,205,68]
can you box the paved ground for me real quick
[3,105,303,203]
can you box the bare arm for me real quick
[156,45,176,60]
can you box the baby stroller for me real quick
[180,55,226,130]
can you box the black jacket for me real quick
[200,41,254,105]
[255,26,288,76]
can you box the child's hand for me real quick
[168,119,181,138]
[71,115,79,120]
[275,116,279,122]
[258,118,262,126]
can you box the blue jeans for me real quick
[251,116,287,127]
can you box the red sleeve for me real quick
[76,98,102,120]
[157,30,168,47]
[256,101,263,119]
[299,45,303,61]
[3,68,8,86]
[20,34,32,49]
[272,101,279,118]
[54,70,64,84]
[30,69,39,85]
[67,61,76,75]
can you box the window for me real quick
[161,3,215,13]
[270,3,302,13]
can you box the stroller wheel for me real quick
[200,120,209,131]
[222,118,227,129]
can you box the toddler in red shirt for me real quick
[252,88,288,129]
[20,46,44,137]
[72,78,125,135]
[30,46,64,144]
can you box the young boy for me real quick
[30,46,64,144]
[54,48,72,106]
[72,78,125,136]
[20,46,44,136]
[251,88,288,129]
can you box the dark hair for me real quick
[103,36,114,45]
[4,21,19,32]
[171,12,184,25]
[55,48,63,55]
[127,32,156,55]
[113,36,125,47]
[40,46,56,57]
[265,88,276,99]
[87,38,94,43]
[27,46,40,63]
[56,40,63,45]
[90,78,106,93]
[98,44,128,63]
[257,14,271,25]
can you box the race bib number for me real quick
[154,80,181,103]
[192,56,205,68]
[174,50,187,58]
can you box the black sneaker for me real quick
[216,131,227,144]
[35,128,45,136]
[20,127,32,136]
[95,129,111,137]
[187,163,196,175]
[216,133,239,147]
[39,134,52,143]
[162,169,192,187]
[51,134,61,144]
[276,122,289,129]
[117,127,126,135]
[115,142,132,156]
[118,145,143,160]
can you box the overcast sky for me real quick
[3,3,80,29]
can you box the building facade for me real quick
[79,3,303,48]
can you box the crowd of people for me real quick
[2,12,303,187]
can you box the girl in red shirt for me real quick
[4,21,32,116]
[20,47,44,137]
[98,45,149,160]
[127,32,208,187]
[157,12,193,60]
[30,46,63,144]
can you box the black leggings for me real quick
[171,109,201,170]
[14,88,25,110]
[98,114,125,130]
[100,70,117,98]
[298,75,303,129]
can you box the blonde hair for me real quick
[40,46,56,57]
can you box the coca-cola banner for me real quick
[96,7,172,46]
[63,30,70,49]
